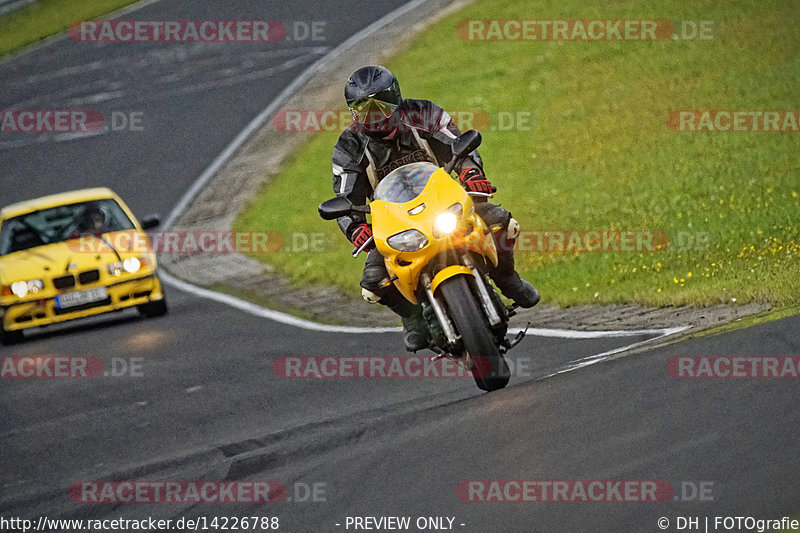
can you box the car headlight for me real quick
[387,230,429,252]
[9,279,44,298]
[433,203,463,238]
[108,257,147,276]
[123,257,141,273]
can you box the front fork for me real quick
[462,253,502,327]
[421,271,458,346]
[421,253,512,352]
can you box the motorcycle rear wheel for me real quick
[438,275,510,392]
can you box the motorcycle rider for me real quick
[332,65,539,352]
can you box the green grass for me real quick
[0,0,140,57]
[236,0,800,308]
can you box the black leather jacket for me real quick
[331,98,482,239]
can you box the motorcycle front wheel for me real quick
[438,275,510,392]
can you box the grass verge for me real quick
[0,0,140,57]
[235,0,800,308]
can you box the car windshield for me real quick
[374,162,440,203]
[0,199,135,256]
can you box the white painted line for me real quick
[539,326,689,379]
[53,129,107,143]
[161,270,685,339]
[508,326,687,338]
[161,270,400,334]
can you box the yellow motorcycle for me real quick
[319,131,525,392]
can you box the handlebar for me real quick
[351,235,374,257]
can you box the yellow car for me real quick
[0,187,167,344]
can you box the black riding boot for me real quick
[361,248,430,351]
[389,299,429,352]
[490,230,540,309]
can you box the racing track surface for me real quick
[1,1,799,531]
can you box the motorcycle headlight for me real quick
[433,203,463,238]
[387,230,429,252]
[10,279,43,298]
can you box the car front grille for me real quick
[78,269,100,284]
[52,275,76,290]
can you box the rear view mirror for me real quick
[452,129,482,158]
[318,197,354,220]
[140,214,160,230]
[444,130,483,174]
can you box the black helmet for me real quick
[345,65,402,137]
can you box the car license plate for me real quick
[55,287,109,309]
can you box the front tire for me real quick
[0,323,24,345]
[438,275,510,392]
[138,297,168,318]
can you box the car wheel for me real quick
[0,323,24,345]
[138,297,168,318]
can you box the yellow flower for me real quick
[687,272,692,277]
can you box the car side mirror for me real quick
[140,214,160,230]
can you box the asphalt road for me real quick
[1,1,799,531]
[0,0,405,216]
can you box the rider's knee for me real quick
[360,264,391,294]
[361,287,382,304]
[476,202,512,232]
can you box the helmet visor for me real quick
[348,91,399,126]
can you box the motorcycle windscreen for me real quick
[373,162,439,203]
